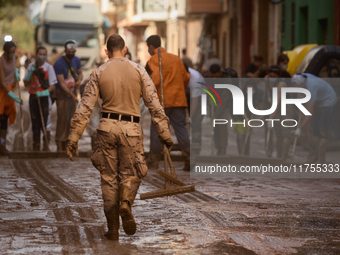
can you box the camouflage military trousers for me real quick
[91,118,147,212]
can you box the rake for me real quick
[140,48,195,200]
[140,146,195,200]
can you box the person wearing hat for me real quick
[53,40,83,151]
[292,73,337,163]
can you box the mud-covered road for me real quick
[1,83,339,254]
[0,157,339,255]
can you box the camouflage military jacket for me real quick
[68,57,171,143]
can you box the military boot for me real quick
[316,138,328,164]
[307,136,319,163]
[119,177,141,235]
[104,206,120,240]
[0,130,9,156]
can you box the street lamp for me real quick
[4,35,12,42]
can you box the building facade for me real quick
[106,0,285,76]
[280,0,335,51]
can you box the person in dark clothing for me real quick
[245,55,266,78]
[208,64,236,155]
[124,50,132,60]
[233,79,263,156]
[277,54,291,78]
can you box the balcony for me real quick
[131,0,168,23]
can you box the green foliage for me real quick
[0,0,27,8]
[0,6,35,52]
[0,0,28,19]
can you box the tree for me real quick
[0,0,36,52]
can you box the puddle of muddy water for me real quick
[0,210,51,221]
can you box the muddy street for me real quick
[0,156,339,254]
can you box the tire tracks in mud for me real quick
[12,160,104,251]
[143,174,330,254]
[143,174,228,225]
[143,173,259,254]
[143,174,284,255]
[143,173,219,203]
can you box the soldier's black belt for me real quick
[101,112,140,123]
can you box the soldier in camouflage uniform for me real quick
[67,35,173,240]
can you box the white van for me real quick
[35,0,103,78]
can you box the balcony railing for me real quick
[142,0,166,12]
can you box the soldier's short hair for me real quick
[106,34,125,53]
[146,35,161,48]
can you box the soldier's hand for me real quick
[67,140,78,161]
[162,138,173,152]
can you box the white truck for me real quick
[35,0,104,78]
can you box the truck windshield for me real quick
[46,27,99,47]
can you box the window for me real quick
[134,0,138,14]
[290,2,295,48]
[318,18,328,45]
[45,26,99,47]
[143,0,165,12]
[281,2,285,34]
[299,6,308,44]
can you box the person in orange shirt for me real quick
[145,35,191,170]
